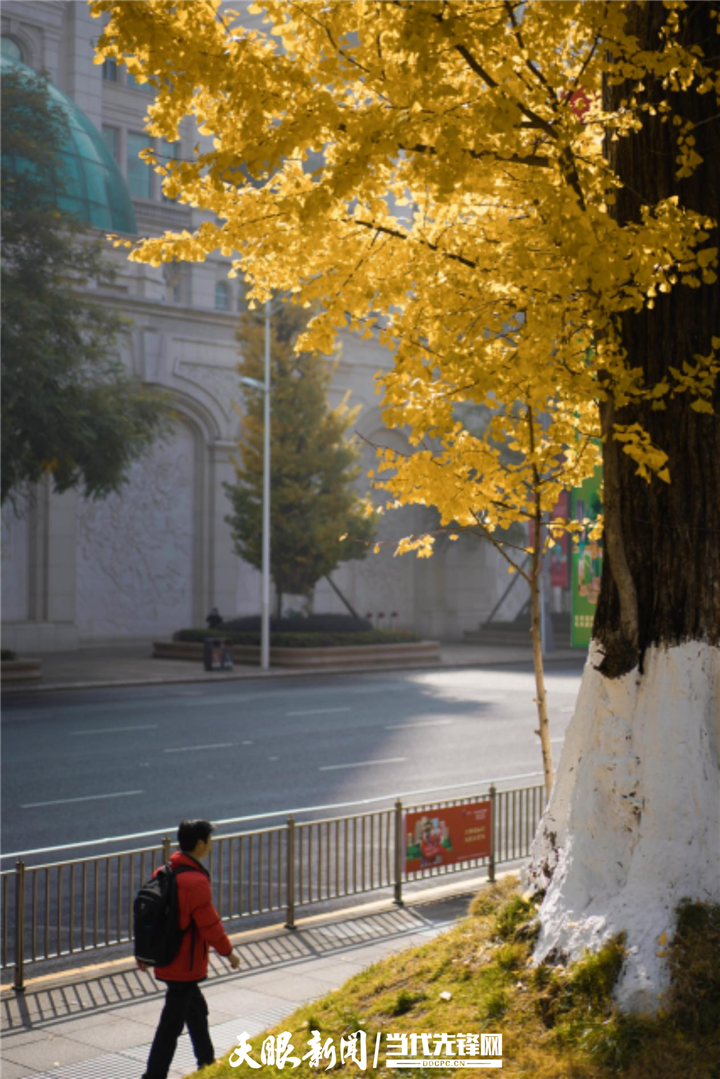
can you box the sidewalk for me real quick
[1,879,486,1079]
[2,640,584,694]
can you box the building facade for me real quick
[1,1,522,653]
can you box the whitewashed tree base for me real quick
[525,641,720,1013]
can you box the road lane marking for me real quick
[349,684,405,694]
[286,706,352,717]
[70,724,158,736]
[22,790,142,809]
[385,720,453,730]
[164,742,237,754]
[319,757,407,772]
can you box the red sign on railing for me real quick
[405,801,491,873]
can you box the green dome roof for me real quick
[1,56,136,234]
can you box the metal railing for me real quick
[1,780,545,991]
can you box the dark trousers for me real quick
[143,980,215,1079]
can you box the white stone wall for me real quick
[75,418,196,639]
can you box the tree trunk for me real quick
[528,417,554,797]
[529,561,553,798]
[526,2,720,1011]
[596,2,720,668]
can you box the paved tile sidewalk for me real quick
[3,641,584,695]
[1,883,482,1079]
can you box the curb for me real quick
[1,653,585,695]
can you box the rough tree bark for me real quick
[597,2,720,671]
[526,2,720,1011]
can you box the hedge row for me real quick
[173,628,422,648]
[223,613,372,633]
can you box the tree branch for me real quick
[470,512,531,583]
[399,140,552,170]
[349,217,478,269]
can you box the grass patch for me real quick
[196,879,720,1078]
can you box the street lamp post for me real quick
[261,299,271,670]
[240,299,272,670]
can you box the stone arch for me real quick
[159,385,223,445]
[0,24,37,68]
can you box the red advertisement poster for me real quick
[405,801,491,873]
[549,490,570,589]
[526,491,570,589]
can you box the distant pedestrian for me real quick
[206,607,223,629]
[139,820,240,1079]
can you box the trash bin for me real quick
[203,637,223,671]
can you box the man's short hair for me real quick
[177,819,214,852]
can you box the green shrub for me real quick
[1,649,18,661]
[224,614,372,633]
[173,628,422,647]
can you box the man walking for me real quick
[140,819,240,1078]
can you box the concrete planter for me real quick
[153,639,441,669]
[1,658,42,683]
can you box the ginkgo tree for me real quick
[92,0,719,1010]
[375,376,601,800]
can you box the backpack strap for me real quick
[171,864,201,966]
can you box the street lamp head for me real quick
[240,375,266,392]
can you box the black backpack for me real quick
[133,862,195,967]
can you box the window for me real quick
[126,71,154,92]
[163,264,183,304]
[126,132,152,199]
[214,282,230,311]
[102,58,118,82]
[102,125,119,162]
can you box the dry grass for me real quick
[196,878,720,1078]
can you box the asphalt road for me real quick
[2,665,583,861]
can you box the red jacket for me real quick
[153,851,232,982]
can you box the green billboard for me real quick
[571,466,603,648]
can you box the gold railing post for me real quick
[394,801,404,907]
[13,860,26,993]
[162,835,172,862]
[488,786,496,883]
[285,816,296,930]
